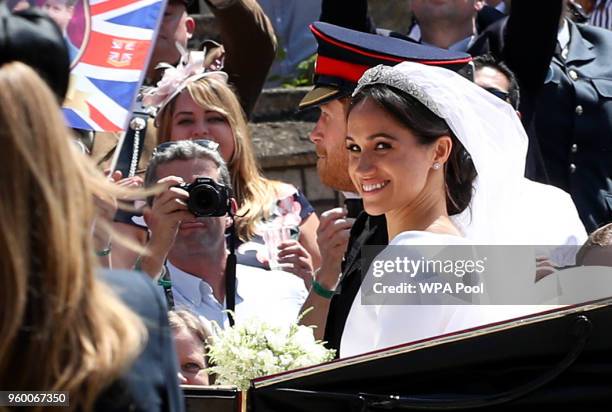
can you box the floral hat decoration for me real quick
[142,42,228,126]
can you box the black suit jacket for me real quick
[96,270,184,412]
[323,212,387,354]
[470,1,562,179]
[534,21,612,232]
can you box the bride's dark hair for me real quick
[351,84,477,215]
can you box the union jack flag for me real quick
[62,0,165,132]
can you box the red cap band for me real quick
[315,55,370,84]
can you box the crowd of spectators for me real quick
[1,0,612,410]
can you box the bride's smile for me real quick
[346,96,449,218]
[361,180,389,193]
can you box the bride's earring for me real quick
[432,162,441,170]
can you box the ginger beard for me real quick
[317,139,355,192]
[310,99,356,192]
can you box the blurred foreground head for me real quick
[0,1,70,101]
[0,61,144,411]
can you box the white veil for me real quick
[353,62,529,244]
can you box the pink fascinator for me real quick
[142,42,228,122]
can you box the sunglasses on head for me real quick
[152,139,220,156]
[483,87,510,102]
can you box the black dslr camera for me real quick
[178,177,232,217]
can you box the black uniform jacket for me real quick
[534,21,612,232]
[324,212,388,354]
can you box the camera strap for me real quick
[158,262,175,310]
[225,225,237,327]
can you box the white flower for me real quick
[206,312,335,390]
[293,326,316,347]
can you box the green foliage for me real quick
[281,54,317,88]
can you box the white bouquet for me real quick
[206,313,336,390]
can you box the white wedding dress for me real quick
[340,231,546,358]
[338,62,572,358]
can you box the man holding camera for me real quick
[139,140,307,328]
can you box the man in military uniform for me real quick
[534,0,612,232]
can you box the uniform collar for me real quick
[564,20,596,65]
[450,35,476,53]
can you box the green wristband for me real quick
[312,279,336,299]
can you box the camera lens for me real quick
[189,184,220,216]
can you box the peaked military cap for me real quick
[299,21,473,110]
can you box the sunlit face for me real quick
[474,66,511,102]
[411,0,480,25]
[170,90,236,162]
[346,98,437,216]
[308,99,355,192]
[151,1,194,66]
[173,328,209,386]
[155,158,229,255]
[43,0,74,32]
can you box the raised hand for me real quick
[277,240,314,287]
[315,207,355,290]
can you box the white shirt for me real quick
[495,2,507,14]
[167,261,308,330]
[557,19,571,60]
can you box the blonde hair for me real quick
[168,310,214,382]
[168,310,213,345]
[156,76,285,241]
[0,62,145,412]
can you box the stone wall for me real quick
[250,88,340,216]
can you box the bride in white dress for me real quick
[340,62,547,358]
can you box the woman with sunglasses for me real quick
[143,52,321,284]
